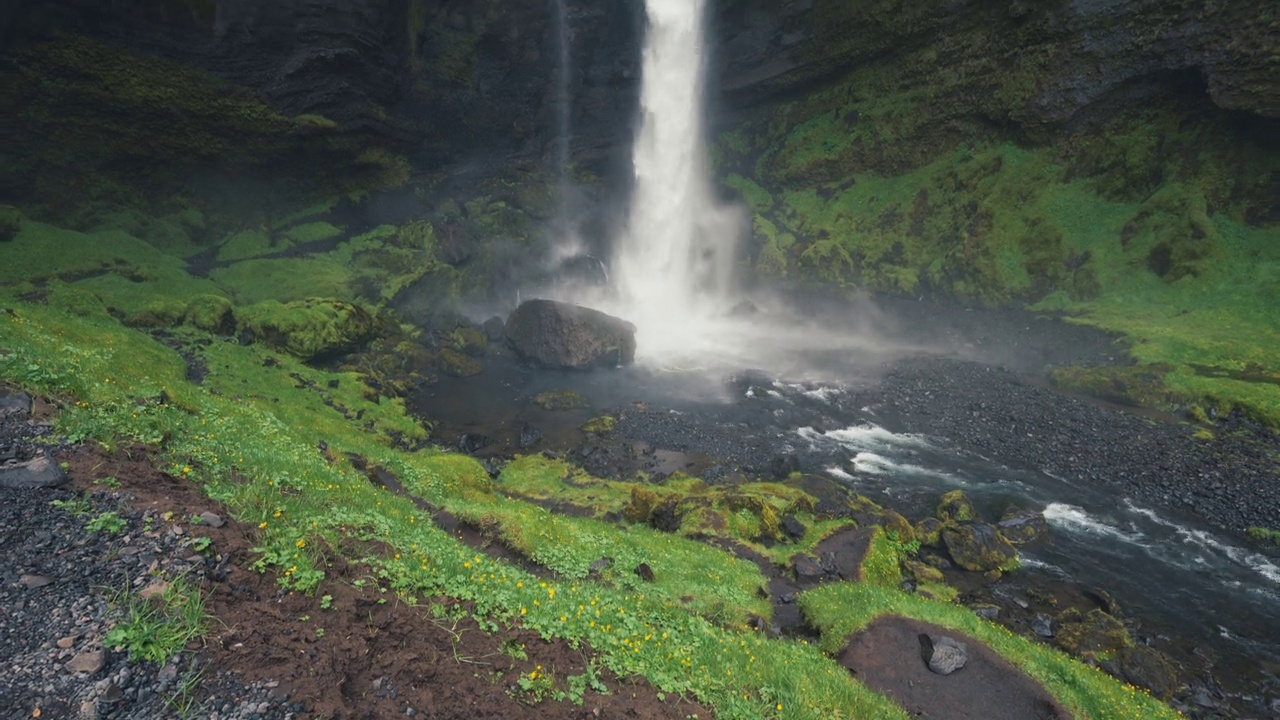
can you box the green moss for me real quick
[532,389,586,411]
[217,229,285,262]
[183,295,235,334]
[936,490,976,523]
[915,581,959,602]
[331,221,455,304]
[580,415,616,434]
[858,526,904,589]
[1247,527,1280,545]
[724,174,774,214]
[210,258,354,305]
[1049,364,1174,408]
[0,206,22,242]
[238,299,374,361]
[435,348,482,378]
[282,222,344,245]
[450,326,487,356]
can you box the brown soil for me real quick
[60,444,712,720]
[838,615,1071,720]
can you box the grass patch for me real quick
[104,574,206,665]
[800,583,1182,720]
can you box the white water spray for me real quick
[609,0,745,365]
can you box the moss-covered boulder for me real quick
[915,517,944,548]
[941,522,1019,573]
[937,490,978,523]
[1105,646,1180,701]
[436,348,482,378]
[1054,609,1132,657]
[183,295,235,334]
[450,326,488,357]
[623,486,661,524]
[1050,364,1173,409]
[581,415,617,434]
[238,298,374,361]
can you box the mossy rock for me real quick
[1053,609,1132,656]
[581,415,617,434]
[916,581,959,602]
[531,389,586,411]
[1050,364,1173,408]
[436,348,482,378]
[183,295,234,334]
[904,559,944,584]
[0,205,22,242]
[937,490,978,523]
[1104,646,1180,701]
[623,486,661,524]
[124,299,189,329]
[238,298,374,361]
[915,517,944,548]
[879,510,915,543]
[450,326,488,357]
[941,522,1019,573]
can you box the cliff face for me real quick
[716,0,1277,122]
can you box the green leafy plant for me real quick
[86,510,127,534]
[515,665,559,704]
[319,594,333,610]
[51,497,92,516]
[104,574,206,664]
[95,476,122,489]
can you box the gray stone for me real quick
[505,299,636,370]
[198,511,226,528]
[20,574,55,589]
[66,650,105,674]
[919,634,968,675]
[1033,613,1057,638]
[0,454,67,488]
[792,554,825,580]
[998,508,1050,544]
[0,392,32,417]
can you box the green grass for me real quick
[0,297,909,720]
[104,574,207,665]
[800,583,1182,720]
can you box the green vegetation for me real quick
[1247,527,1280,545]
[104,574,207,665]
[800,583,1181,720]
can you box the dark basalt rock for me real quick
[0,454,67,489]
[919,634,968,676]
[998,507,1050,544]
[504,299,636,370]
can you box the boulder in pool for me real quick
[505,299,635,370]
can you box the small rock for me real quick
[21,574,55,589]
[518,424,543,449]
[919,634,968,675]
[1033,613,1057,638]
[781,515,807,541]
[198,511,226,528]
[792,555,825,580]
[139,581,169,600]
[66,650,105,674]
[634,563,655,582]
[56,636,76,649]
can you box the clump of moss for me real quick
[0,206,23,242]
[623,486,661,524]
[1248,527,1280,546]
[435,348,481,378]
[580,415,616,434]
[532,389,585,411]
[450,326,488,357]
[238,298,374,361]
[936,490,976,523]
[183,295,235,334]
[1049,364,1173,408]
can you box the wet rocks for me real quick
[997,508,1049,544]
[941,522,1019,573]
[504,300,636,370]
[937,490,977,523]
[0,391,32,417]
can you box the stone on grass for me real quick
[198,511,226,528]
[505,299,635,370]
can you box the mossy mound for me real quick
[936,490,977,523]
[941,522,1020,573]
[580,415,617,434]
[183,295,235,334]
[1049,364,1174,409]
[435,348,482,378]
[238,298,374,361]
[532,389,586,411]
[0,206,22,242]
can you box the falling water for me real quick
[609,0,745,365]
[551,0,571,185]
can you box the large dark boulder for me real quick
[941,522,1019,573]
[504,299,635,370]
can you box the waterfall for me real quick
[610,0,743,364]
[551,0,571,186]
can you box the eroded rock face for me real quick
[716,0,1277,120]
[504,299,635,370]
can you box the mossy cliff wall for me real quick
[712,0,1276,302]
